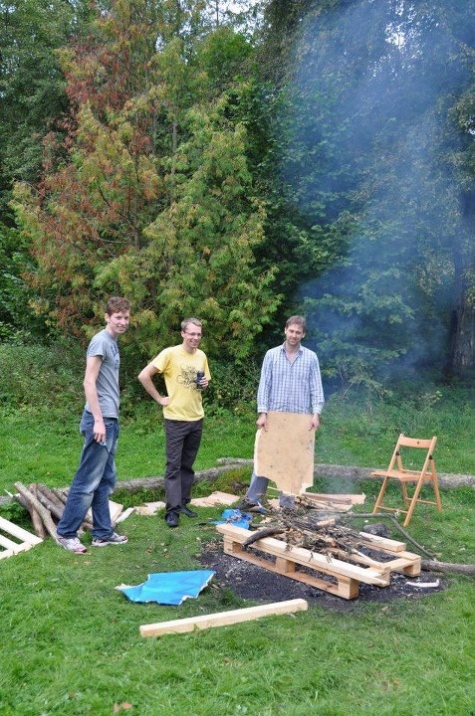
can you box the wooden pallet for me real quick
[0,515,43,560]
[216,523,421,600]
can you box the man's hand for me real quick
[256,413,268,431]
[93,418,106,443]
[309,414,320,431]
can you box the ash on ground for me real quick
[198,538,445,612]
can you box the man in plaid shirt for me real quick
[238,315,324,511]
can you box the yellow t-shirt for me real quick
[152,345,211,421]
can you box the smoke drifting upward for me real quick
[280,0,475,384]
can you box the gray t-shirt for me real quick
[85,329,120,418]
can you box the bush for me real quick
[205,357,261,416]
[0,339,83,411]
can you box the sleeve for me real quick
[256,350,273,413]
[310,354,325,414]
[151,348,169,374]
[86,333,105,360]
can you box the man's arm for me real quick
[309,353,324,431]
[83,355,106,443]
[138,362,169,406]
[256,350,272,431]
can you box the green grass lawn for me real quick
[1,392,475,715]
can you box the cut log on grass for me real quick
[2,461,475,508]
[115,463,251,494]
[17,485,46,539]
[14,482,58,541]
[421,560,475,576]
[140,599,308,637]
[51,488,68,505]
[35,483,69,522]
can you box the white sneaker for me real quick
[91,533,128,547]
[57,536,88,554]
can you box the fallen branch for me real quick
[421,560,475,576]
[115,463,251,494]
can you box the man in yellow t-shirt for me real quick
[138,318,211,528]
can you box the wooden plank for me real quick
[0,534,19,550]
[223,537,360,599]
[217,524,389,590]
[0,515,43,545]
[140,599,308,638]
[0,542,35,561]
[254,412,315,495]
[115,507,135,524]
[216,523,421,599]
[191,491,239,507]
[359,531,406,553]
[303,493,366,505]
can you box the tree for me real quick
[259,0,475,385]
[12,0,280,362]
[0,0,82,217]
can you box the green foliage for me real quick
[12,0,282,364]
[0,0,77,212]
[260,0,475,385]
[204,355,260,415]
[0,339,83,412]
[0,224,48,337]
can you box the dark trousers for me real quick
[164,418,203,515]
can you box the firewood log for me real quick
[14,482,58,541]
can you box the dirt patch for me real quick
[198,538,445,612]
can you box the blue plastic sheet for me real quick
[117,570,215,606]
[213,508,252,529]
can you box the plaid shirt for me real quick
[257,343,325,415]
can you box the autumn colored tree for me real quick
[13,0,280,362]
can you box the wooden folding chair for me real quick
[371,434,442,526]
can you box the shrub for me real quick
[205,357,260,416]
[0,339,83,411]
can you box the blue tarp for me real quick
[117,570,215,606]
[213,508,252,529]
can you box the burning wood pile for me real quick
[216,495,423,599]
[242,506,382,567]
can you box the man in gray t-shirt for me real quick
[56,297,131,554]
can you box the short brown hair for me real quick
[181,317,202,332]
[105,297,131,315]
[285,315,306,331]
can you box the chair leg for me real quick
[432,475,442,512]
[403,481,424,527]
[372,477,389,515]
[401,482,410,507]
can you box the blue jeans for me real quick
[57,410,119,540]
[246,472,270,503]
[164,418,203,515]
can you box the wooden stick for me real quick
[51,488,68,505]
[140,599,308,638]
[18,485,47,539]
[35,484,67,521]
[14,482,58,541]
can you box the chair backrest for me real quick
[390,434,437,473]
